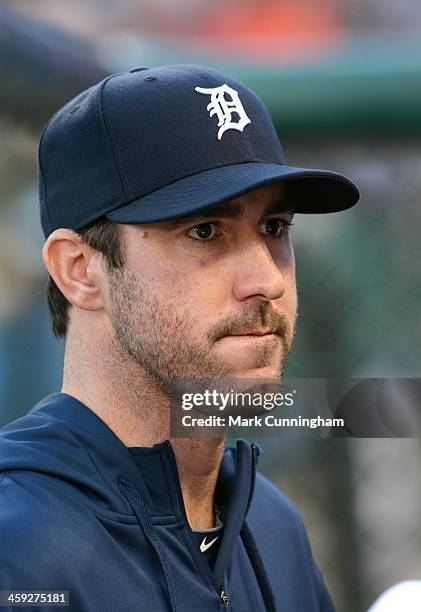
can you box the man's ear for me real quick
[42,229,105,312]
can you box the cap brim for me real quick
[106,162,360,224]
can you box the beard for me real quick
[108,267,296,399]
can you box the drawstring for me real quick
[118,477,178,612]
[213,440,253,586]
[241,521,277,612]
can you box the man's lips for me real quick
[220,330,278,338]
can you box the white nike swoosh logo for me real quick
[200,536,219,553]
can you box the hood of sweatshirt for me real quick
[0,392,268,610]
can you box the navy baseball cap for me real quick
[38,64,360,238]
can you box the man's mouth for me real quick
[222,330,278,338]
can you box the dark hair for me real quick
[46,218,125,338]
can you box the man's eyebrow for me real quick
[158,199,295,230]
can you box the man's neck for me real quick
[62,338,225,530]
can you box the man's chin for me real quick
[213,349,285,381]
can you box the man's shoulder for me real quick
[0,470,84,545]
[248,471,336,611]
[248,470,311,547]
[0,472,67,582]
[0,470,102,589]
[251,470,302,520]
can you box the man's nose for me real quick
[231,239,290,303]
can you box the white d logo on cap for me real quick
[195,83,251,140]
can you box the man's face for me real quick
[107,182,298,395]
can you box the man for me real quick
[0,65,359,611]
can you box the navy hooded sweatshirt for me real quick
[0,393,335,611]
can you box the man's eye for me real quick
[259,218,294,237]
[186,222,219,241]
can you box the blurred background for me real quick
[0,1,421,610]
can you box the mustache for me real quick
[208,303,289,343]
